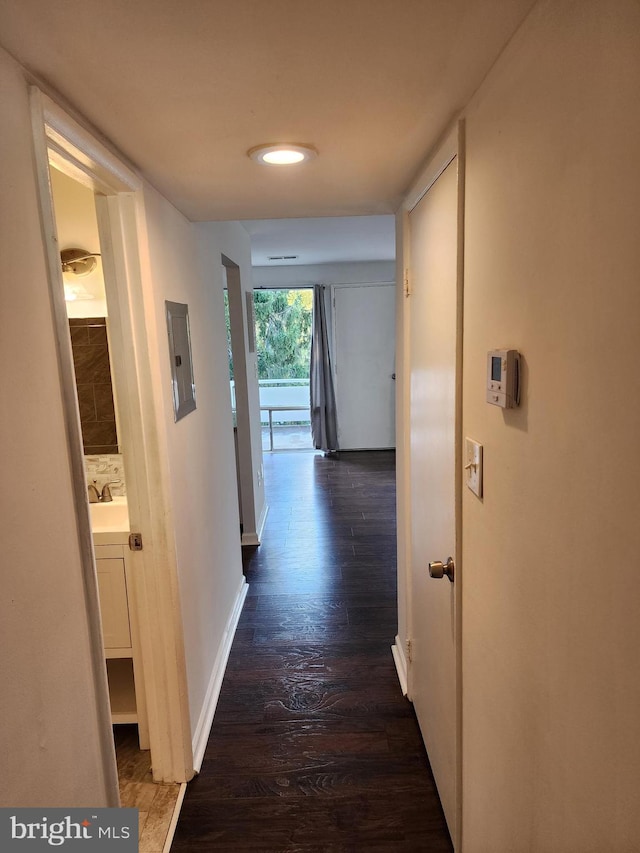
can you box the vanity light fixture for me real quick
[247,143,318,166]
[61,247,100,302]
[60,247,101,276]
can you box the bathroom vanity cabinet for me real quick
[94,532,149,748]
[96,550,131,650]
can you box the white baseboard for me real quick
[256,501,269,543]
[240,502,269,546]
[191,577,249,771]
[391,636,408,696]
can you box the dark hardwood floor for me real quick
[172,450,452,852]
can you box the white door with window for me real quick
[407,144,463,845]
[333,284,396,450]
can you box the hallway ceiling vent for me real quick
[248,143,318,166]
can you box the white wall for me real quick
[458,1,640,849]
[0,46,114,807]
[141,189,248,738]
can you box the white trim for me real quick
[329,281,395,288]
[162,782,188,853]
[99,191,195,782]
[240,500,269,544]
[391,638,408,697]
[403,125,459,213]
[224,258,263,540]
[394,208,414,706]
[40,93,140,193]
[191,578,249,772]
[29,88,120,807]
[256,501,269,543]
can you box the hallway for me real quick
[172,450,452,851]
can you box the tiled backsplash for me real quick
[85,454,127,497]
[69,317,118,454]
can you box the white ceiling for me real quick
[0,0,535,226]
[243,216,395,266]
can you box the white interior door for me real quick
[333,284,396,450]
[408,156,462,844]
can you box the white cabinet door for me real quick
[96,558,131,649]
[333,284,396,450]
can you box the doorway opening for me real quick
[32,90,194,803]
[253,287,313,451]
[223,285,244,534]
[47,166,175,807]
[223,256,264,545]
[46,162,180,841]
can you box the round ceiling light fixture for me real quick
[248,143,318,166]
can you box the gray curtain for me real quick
[310,284,338,452]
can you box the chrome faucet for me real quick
[88,480,119,503]
[100,482,115,502]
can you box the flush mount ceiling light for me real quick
[247,143,318,166]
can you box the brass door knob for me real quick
[428,557,455,583]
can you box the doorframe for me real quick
[30,88,194,784]
[251,285,315,455]
[224,256,266,544]
[395,119,465,847]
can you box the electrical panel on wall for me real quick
[166,300,197,422]
[487,349,521,408]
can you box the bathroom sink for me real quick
[89,496,129,533]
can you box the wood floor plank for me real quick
[172,450,452,852]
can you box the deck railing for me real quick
[230,378,312,450]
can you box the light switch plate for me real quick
[465,438,483,498]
